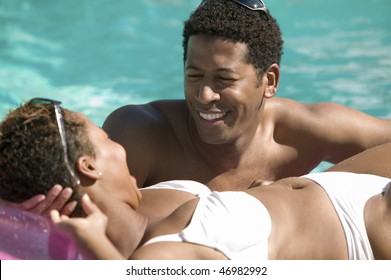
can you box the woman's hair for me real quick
[182,0,284,78]
[0,101,96,216]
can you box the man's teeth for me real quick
[199,112,225,120]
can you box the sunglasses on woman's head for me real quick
[29,98,80,187]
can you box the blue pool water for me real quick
[1,0,390,160]
[1,0,390,125]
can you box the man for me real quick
[103,0,391,191]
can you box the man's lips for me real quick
[199,112,226,121]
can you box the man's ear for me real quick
[264,63,280,98]
[76,156,101,180]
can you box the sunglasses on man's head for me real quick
[201,0,268,19]
[231,0,267,11]
[29,98,80,187]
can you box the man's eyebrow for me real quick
[216,68,236,74]
[185,65,200,71]
[185,65,236,73]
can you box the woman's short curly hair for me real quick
[183,0,284,77]
[0,101,96,216]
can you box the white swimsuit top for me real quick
[141,172,391,260]
[143,191,272,260]
[142,180,212,198]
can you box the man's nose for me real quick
[196,81,220,104]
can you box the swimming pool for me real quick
[1,1,390,143]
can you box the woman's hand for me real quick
[2,185,77,217]
[50,194,123,260]
[50,193,108,242]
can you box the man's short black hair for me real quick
[183,0,284,77]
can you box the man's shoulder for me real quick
[102,99,190,153]
[267,97,309,108]
[266,97,333,120]
[103,99,187,126]
[149,99,189,119]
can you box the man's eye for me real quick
[187,74,202,79]
[219,77,236,81]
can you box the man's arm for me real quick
[311,102,391,163]
[274,98,391,164]
[327,141,391,178]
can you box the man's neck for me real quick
[189,121,267,171]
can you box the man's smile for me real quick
[199,112,226,121]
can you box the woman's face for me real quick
[79,113,142,211]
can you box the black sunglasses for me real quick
[231,0,267,12]
[200,0,269,19]
[29,98,80,187]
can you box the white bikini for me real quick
[141,180,212,198]
[142,173,390,260]
[303,172,390,260]
[143,191,272,260]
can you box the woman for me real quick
[1,99,390,259]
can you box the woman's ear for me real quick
[264,63,280,98]
[76,156,101,180]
